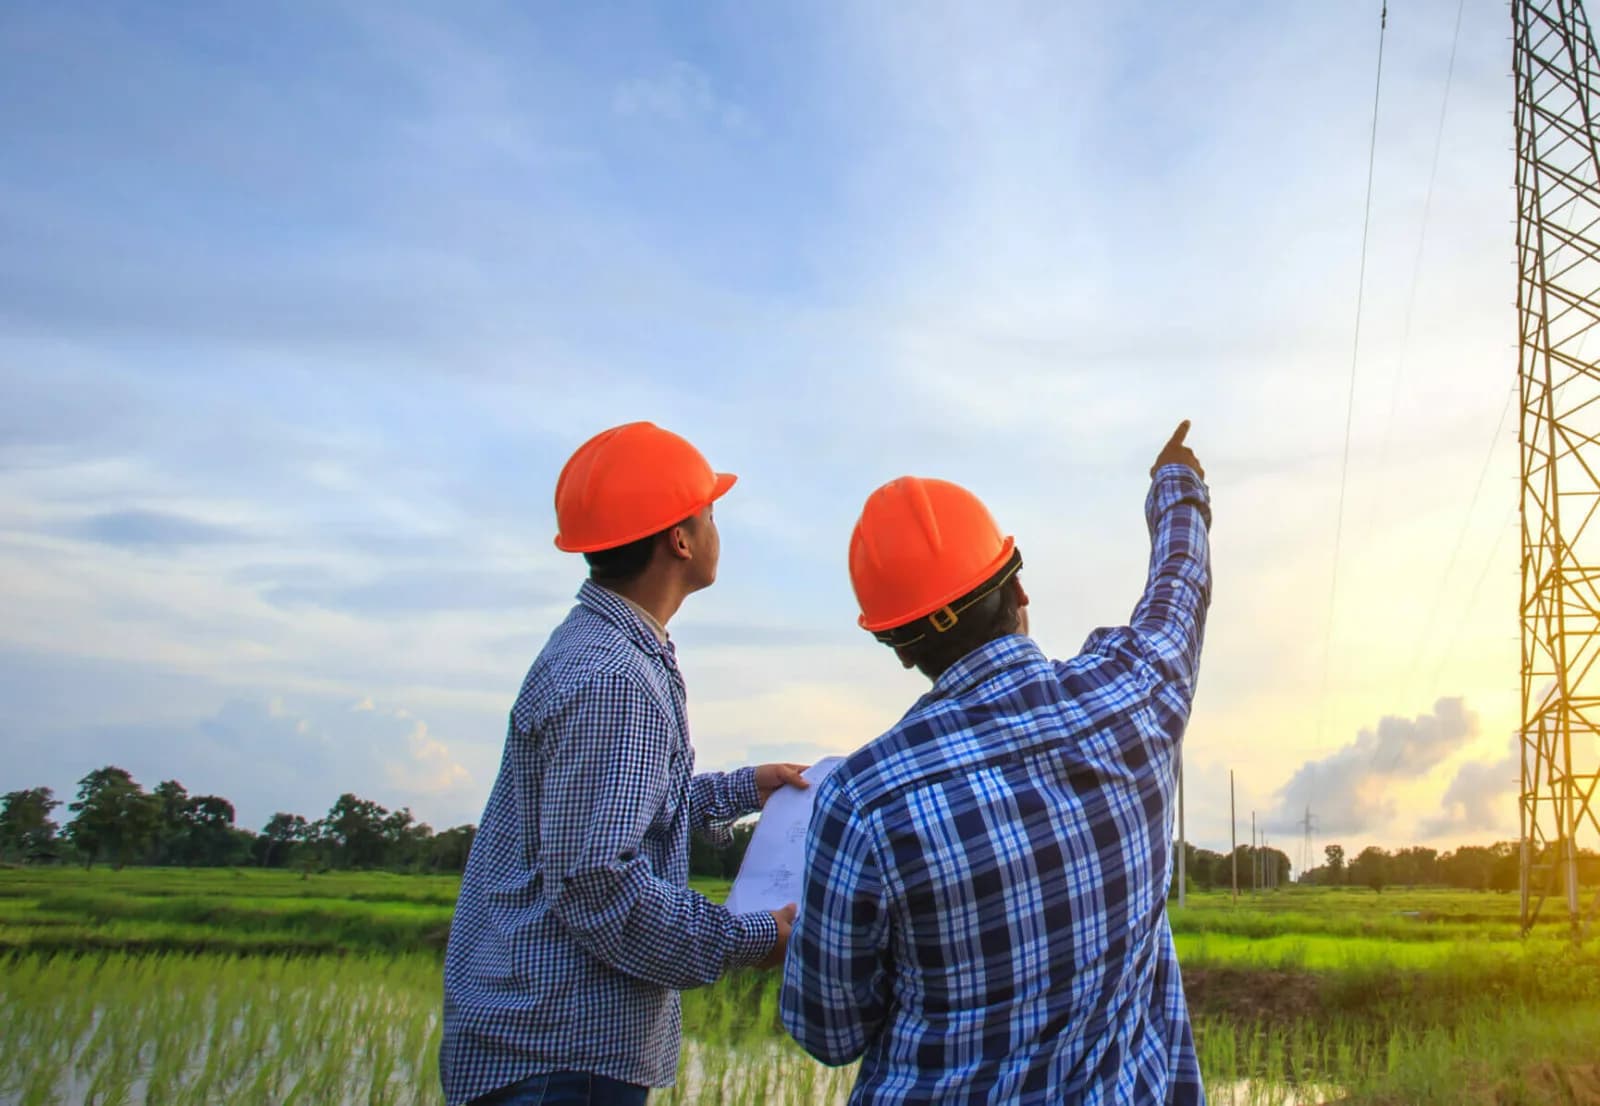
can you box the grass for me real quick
[0,869,1545,960]
[4,869,1600,1104]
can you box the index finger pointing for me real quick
[1168,419,1191,447]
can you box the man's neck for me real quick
[600,576,685,630]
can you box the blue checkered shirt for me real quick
[780,465,1211,1105]
[441,581,779,1105]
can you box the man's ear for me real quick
[895,645,917,670]
[1012,577,1029,608]
[662,523,694,563]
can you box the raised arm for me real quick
[1127,420,1212,700]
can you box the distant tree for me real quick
[719,823,755,878]
[1169,843,1229,894]
[1391,845,1439,888]
[256,813,309,868]
[425,825,477,873]
[298,818,333,877]
[322,793,391,868]
[689,831,722,877]
[1197,848,1229,889]
[1350,846,1390,893]
[139,781,249,867]
[1439,844,1495,891]
[1578,847,1600,888]
[65,767,161,869]
[1324,844,1346,885]
[1262,847,1292,887]
[689,822,757,879]
[0,787,62,863]
[151,780,192,864]
[186,795,249,866]
[1224,844,1266,890]
[1298,864,1329,885]
[381,807,432,869]
[1488,840,1520,892]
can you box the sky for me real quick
[0,1,1536,867]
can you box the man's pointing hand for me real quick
[1151,419,1204,479]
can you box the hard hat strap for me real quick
[871,547,1024,648]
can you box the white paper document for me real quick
[723,757,844,917]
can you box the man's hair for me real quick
[898,579,1023,681]
[584,515,697,584]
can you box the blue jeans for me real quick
[467,1071,649,1106]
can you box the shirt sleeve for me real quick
[688,767,761,847]
[1120,463,1213,702]
[779,773,891,1066]
[539,673,777,988]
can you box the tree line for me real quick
[0,765,755,878]
[1299,841,1600,892]
[1174,838,1600,896]
[1174,843,1293,893]
[19,766,1574,890]
[1178,841,1600,895]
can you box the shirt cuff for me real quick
[1152,463,1205,490]
[725,908,779,969]
[730,765,761,817]
[1147,464,1211,525]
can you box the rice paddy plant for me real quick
[6,873,1600,1104]
[0,952,442,1106]
[1339,1003,1600,1105]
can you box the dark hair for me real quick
[583,515,697,584]
[899,578,1023,680]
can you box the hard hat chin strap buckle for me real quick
[868,547,1024,650]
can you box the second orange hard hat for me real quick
[553,422,736,553]
[848,476,1018,639]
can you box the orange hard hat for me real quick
[553,422,736,553]
[849,476,1019,639]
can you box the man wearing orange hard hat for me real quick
[781,422,1211,1105]
[441,422,807,1106]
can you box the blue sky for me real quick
[1,2,1527,862]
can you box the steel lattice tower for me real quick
[1514,0,1600,937]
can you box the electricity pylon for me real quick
[1513,0,1600,937]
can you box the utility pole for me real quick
[1298,804,1316,883]
[1230,770,1238,905]
[1251,811,1258,893]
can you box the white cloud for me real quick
[386,717,474,798]
[1268,698,1479,836]
[1421,734,1519,838]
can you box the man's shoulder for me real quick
[828,662,1085,816]
[822,699,963,819]
[511,606,666,727]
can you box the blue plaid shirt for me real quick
[441,581,779,1105]
[781,465,1211,1105]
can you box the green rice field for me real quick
[2,868,1599,1104]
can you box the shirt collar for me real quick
[577,579,674,659]
[618,594,670,645]
[920,634,1045,704]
